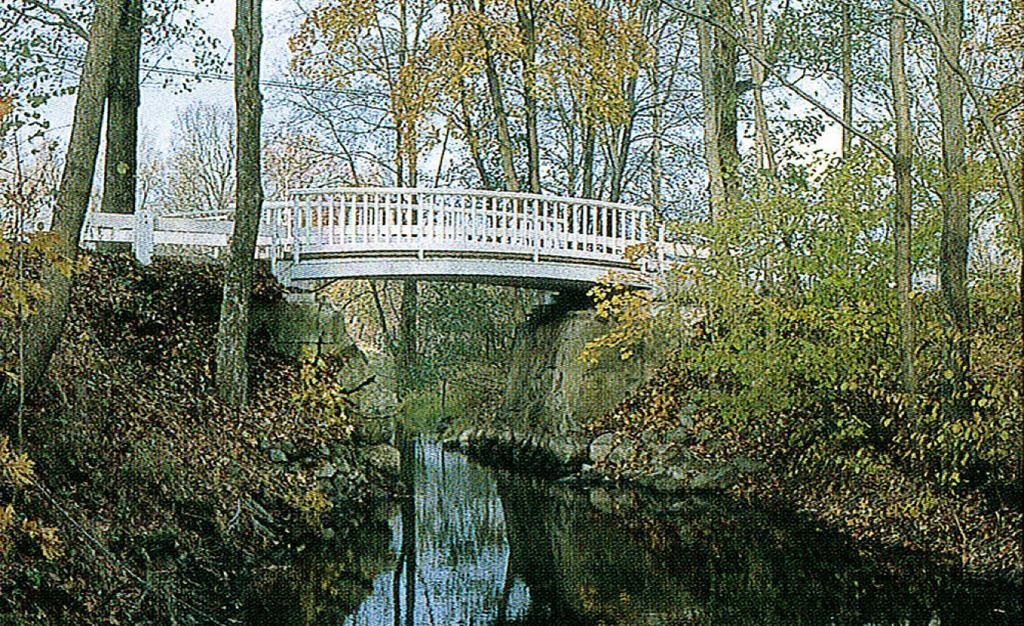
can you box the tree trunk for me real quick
[609,75,638,203]
[100,0,142,218]
[477,0,519,192]
[459,88,491,189]
[581,122,595,199]
[890,0,916,415]
[214,0,263,407]
[649,59,663,216]
[841,0,853,157]
[396,0,410,188]
[740,0,775,174]
[0,0,127,420]
[395,121,405,188]
[517,0,541,194]
[697,0,726,221]
[398,279,418,393]
[712,0,741,202]
[935,0,970,421]
[484,54,519,193]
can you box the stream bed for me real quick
[247,438,1021,625]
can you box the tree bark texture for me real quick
[609,74,638,203]
[100,0,142,217]
[650,67,663,215]
[743,0,775,174]
[711,0,741,202]
[398,279,418,393]
[697,0,726,220]
[214,0,263,407]
[935,0,971,420]
[475,0,520,193]
[0,0,127,420]
[841,0,853,157]
[581,122,595,199]
[517,0,541,194]
[890,0,917,413]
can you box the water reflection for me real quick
[346,437,528,625]
[242,500,396,625]
[264,438,1020,626]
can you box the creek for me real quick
[246,438,1021,625]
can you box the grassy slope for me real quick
[1,253,392,624]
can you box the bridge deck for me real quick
[83,187,681,289]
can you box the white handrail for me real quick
[81,188,682,286]
[286,188,655,266]
[289,186,651,213]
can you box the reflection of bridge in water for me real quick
[83,187,694,290]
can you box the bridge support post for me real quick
[132,205,154,266]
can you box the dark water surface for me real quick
[248,438,1020,625]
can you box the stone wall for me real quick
[453,302,653,470]
[252,293,354,361]
[252,293,397,417]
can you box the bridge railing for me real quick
[82,201,292,265]
[82,188,686,278]
[286,187,656,266]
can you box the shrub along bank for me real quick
[581,159,1021,582]
[0,253,399,624]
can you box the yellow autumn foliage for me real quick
[581,279,652,364]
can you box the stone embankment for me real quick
[255,292,402,502]
[448,301,764,491]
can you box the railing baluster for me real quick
[318,194,325,247]
[403,190,410,243]
[373,192,381,245]
[537,199,544,251]
[500,197,508,246]
[364,192,370,244]
[589,204,596,253]
[302,195,310,252]
[311,195,318,248]
[382,192,389,245]
[396,191,403,244]
[327,193,336,246]
[486,196,494,245]
[339,192,347,248]
[460,195,468,242]
[301,195,310,256]
[364,192,370,245]
[353,193,360,245]
[542,199,548,251]
[350,191,357,247]
[106,187,665,280]
[317,194,324,247]
[475,195,483,246]
[424,193,433,246]
[334,192,341,246]
[612,206,619,255]
[391,191,398,245]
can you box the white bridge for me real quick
[83,187,684,290]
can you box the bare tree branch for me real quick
[21,0,88,40]
[894,0,1021,216]
[667,0,896,162]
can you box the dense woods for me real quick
[0,0,1021,622]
